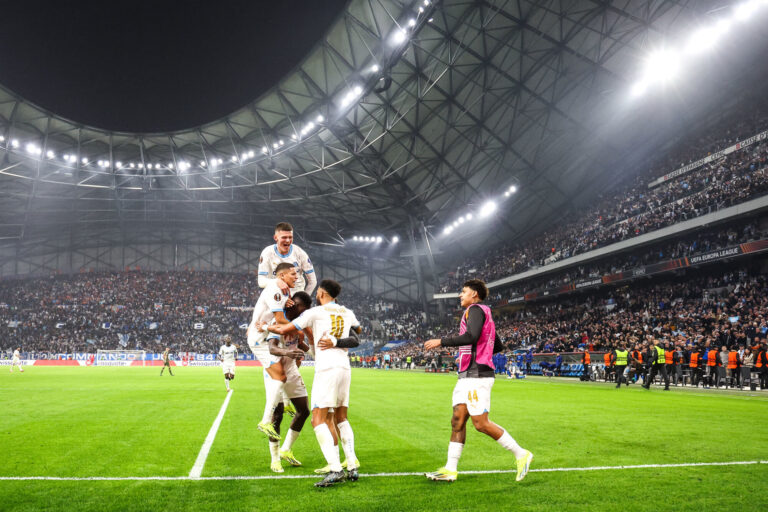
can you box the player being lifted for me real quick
[247,262,303,439]
[217,335,238,392]
[266,279,362,487]
[10,347,24,373]
[258,221,316,417]
[423,279,533,483]
[262,291,313,473]
[160,347,174,376]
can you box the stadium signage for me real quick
[649,128,768,188]
[512,239,768,304]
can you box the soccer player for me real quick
[262,291,313,473]
[266,279,362,487]
[10,347,23,373]
[217,335,238,392]
[247,262,302,439]
[160,347,173,376]
[258,222,316,295]
[258,221,316,417]
[423,279,533,483]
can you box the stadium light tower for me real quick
[479,200,497,218]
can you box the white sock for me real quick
[225,379,230,390]
[337,421,358,468]
[497,429,527,458]
[313,423,342,472]
[282,391,291,408]
[281,428,301,452]
[261,377,285,424]
[269,441,280,463]
[445,442,463,472]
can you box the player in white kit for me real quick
[247,262,301,440]
[262,291,313,473]
[258,221,316,418]
[258,222,316,295]
[10,347,24,373]
[217,336,238,392]
[266,279,362,487]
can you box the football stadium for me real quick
[1,1,768,511]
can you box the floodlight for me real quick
[292,134,297,140]
[479,200,497,218]
[116,162,122,168]
[138,163,144,169]
[353,236,359,241]
[734,1,760,21]
[262,146,268,154]
[316,114,324,122]
[0,135,4,142]
[392,236,399,243]
[391,29,407,45]
[458,216,465,223]
[11,139,19,148]
[408,18,416,27]
[466,213,473,220]
[307,122,315,131]
[200,161,206,167]
[376,236,383,243]
[81,157,89,164]
[272,143,278,149]
[129,163,135,168]
[248,150,254,158]
[370,64,380,73]
[644,50,679,83]
[147,164,153,169]
[509,185,517,193]
[630,81,648,98]
[279,140,284,146]
[353,85,363,96]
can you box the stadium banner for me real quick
[519,239,768,303]
[0,359,35,366]
[648,128,768,188]
[5,353,317,368]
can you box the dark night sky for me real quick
[0,0,349,132]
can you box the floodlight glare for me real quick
[466,213,473,220]
[630,81,648,98]
[0,135,4,142]
[353,236,359,241]
[370,64,380,73]
[291,134,297,140]
[376,236,383,243]
[509,185,517,193]
[116,161,122,168]
[272,143,279,149]
[248,150,255,158]
[391,28,407,45]
[392,236,399,243]
[644,50,679,83]
[147,164,153,169]
[685,26,718,54]
[262,146,268,154]
[316,114,324,122]
[11,139,19,148]
[443,227,451,235]
[458,216,465,223]
[129,163,135,168]
[408,18,416,27]
[479,200,497,217]
[734,1,760,21]
[81,157,89,164]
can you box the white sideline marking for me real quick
[188,390,234,478]
[1,460,765,481]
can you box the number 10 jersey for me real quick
[291,302,359,371]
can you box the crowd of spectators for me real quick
[441,121,768,292]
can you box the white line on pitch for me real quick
[188,390,234,478]
[1,459,765,481]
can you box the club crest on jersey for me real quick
[274,293,282,302]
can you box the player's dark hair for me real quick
[319,279,342,299]
[291,291,312,308]
[275,222,293,233]
[275,262,295,275]
[463,279,488,301]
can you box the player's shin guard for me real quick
[336,421,358,470]
[497,429,527,458]
[261,377,285,425]
[313,423,342,472]
[445,441,463,472]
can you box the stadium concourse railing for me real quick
[0,352,315,367]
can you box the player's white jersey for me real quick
[258,244,315,292]
[291,302,359,371]
[266,330,303,368]
[12,349,20,359]
[218,344,237,363]
[250,281,292,327]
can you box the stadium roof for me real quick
[1,0,767,259]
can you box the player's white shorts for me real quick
[248,330,281,368]
[311,367,350,409]
[12,358,20,365]
[221,362,235,375]
[452,377,494,416]
[265,362,308,399]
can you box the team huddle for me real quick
[215,222,532,487]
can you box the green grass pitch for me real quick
[1,366,767,511]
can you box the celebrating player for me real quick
[423,279,533,483]
[10,347,24,373]
[258,222,316,295]
[261,291,313,473]
[160,347,173,376]
[247,262,304,439]
[217,335,238,392]
[266,279,362,487]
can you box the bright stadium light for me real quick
[115,161,122,168]
[0,135,5,142]
[370,64,380,73]
[458,216,465,224]
[291,134,297,140]
[129,163,135,168]
[644,50,679,83]
[353,236,359,241]
[509,185,517,193]
[262,146,268,154]
[408,18,416,27]
[391,28,407,45]
[466,213,473,220]
[147,163,153,169]
[392,235,399,243]
[479,200,497,218]
[376,236,383,243]
[630,81,648,98]
[734,0,760,21]
[248,150,255,158]
[316,114,324,123]
[81,157,89,165]
[11,139,19,148]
